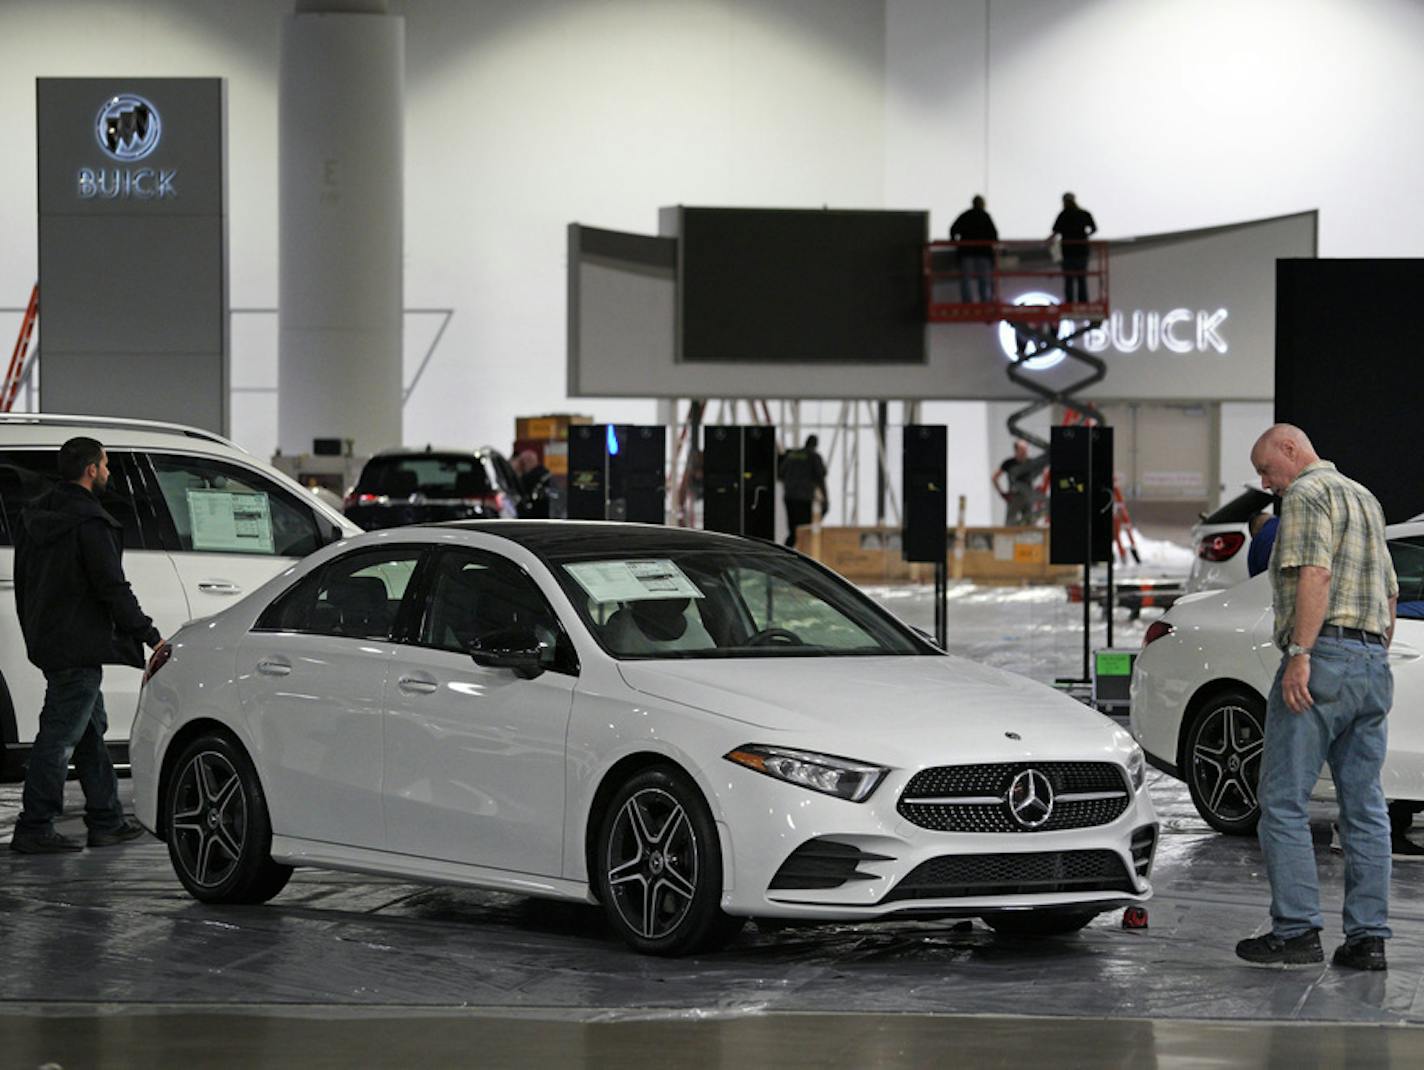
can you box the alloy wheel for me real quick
[604,787,700,940]
[1190,703,1264,826]
[170,749,248,888]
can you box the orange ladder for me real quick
[2,284,39,412]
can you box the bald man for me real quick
[1235,424,1397,971]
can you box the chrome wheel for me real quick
[604,787,699,941]
[1188,700,1264,833]
[170,749,247,889]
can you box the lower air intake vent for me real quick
[880,850,1135,903]
[769,838,893,891]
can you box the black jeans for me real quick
[785,497,813,547]
[17,666,125,834]
[1063,256,1089,303]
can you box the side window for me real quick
[255,547,423,639]
[1389,537,1424,604]
[418,550,568,670]
[150,454,322,557]
[0,449,147,550]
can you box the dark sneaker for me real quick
[10,828,85,854]
[1392,836,1424,862]
[87,817,148,848]
[1235,930,1323,968]
[1333,937,1387,971]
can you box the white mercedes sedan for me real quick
[131,522,1156,955]
[1132,522,1424,836]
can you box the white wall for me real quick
[4,0,1420,527]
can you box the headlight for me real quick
[724,744,888,803]
[1127,745,1146,791]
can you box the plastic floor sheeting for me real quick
[5,773,1424,1026]
[5,581,1424,1065]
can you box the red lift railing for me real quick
[922,240,1109,325]
[2,283,40,413]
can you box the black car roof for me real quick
[420,520,792,559]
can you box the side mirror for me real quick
[469,626,545,680]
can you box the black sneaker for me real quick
[87,817,148,848]
[1235,930,1323,968]
[10,828,85,854]
[1392,836,1424,862]
[1333,936,1387,971]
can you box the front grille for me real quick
[880,850,1135,903]
[898,761,1130,833]
[768,838,893,891]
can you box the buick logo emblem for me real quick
[1007,768,1054,829]
[96,94,162,162]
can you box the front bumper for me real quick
[715,761,1157,919]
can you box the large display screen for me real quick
[1276,258,1424,523]
[677,208,926,365]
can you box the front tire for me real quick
[982,908,1099,936]
[165,732,291,904]
[593,766,745,956]
[1184,689,1265,835]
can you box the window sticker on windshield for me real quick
[187,489,275,554]
[564,559,705,603]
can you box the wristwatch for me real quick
[1286,643,1312,658]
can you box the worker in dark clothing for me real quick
[9,437,163,854]
[778,435,829,548]
[1050,192,1097,304]
[994,439,1046,526]
[950,195,999,303]
[510,449,552,519]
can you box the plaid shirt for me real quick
[1270,460,1398,650]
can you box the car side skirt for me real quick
[269,836,596,904]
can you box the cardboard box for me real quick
[802,525,1076,584]
[516,414,592,442]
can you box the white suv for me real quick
[1,414,361,779]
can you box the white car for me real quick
[1184,486,1274,594]
[131,521,1156,955]
[1132,522,1424,835]
[0,414,361,779]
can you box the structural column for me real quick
[279,0,403,457]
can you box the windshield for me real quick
[549,547,933,659]
[357,455,494,499]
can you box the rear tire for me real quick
[982,908,1099,936]
[165,732,291,904]
[1183,689,1265,835]
[593,765,745,956]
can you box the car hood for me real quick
[616,655,1126,763]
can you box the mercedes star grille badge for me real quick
[1007,768,1054,829]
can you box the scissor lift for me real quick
[923,238,1110,447]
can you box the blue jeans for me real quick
[16,667,125,835]
[1257,635,1393,940]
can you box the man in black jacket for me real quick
[10,437,165,854]
[949,195,999,303]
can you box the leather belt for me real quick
[1319,624,1386,644]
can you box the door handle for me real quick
[256,658,292,677]
[0,577,13,591]
[397,674,439,695]
[198,581,244,595]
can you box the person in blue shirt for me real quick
[1246,512,1278,577]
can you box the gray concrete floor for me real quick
[6,583,1424,1067]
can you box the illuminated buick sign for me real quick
[997,292,1229,370]
[96,94,162,161]
[77,92,177,200]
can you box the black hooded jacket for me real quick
[14,482,161,671]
